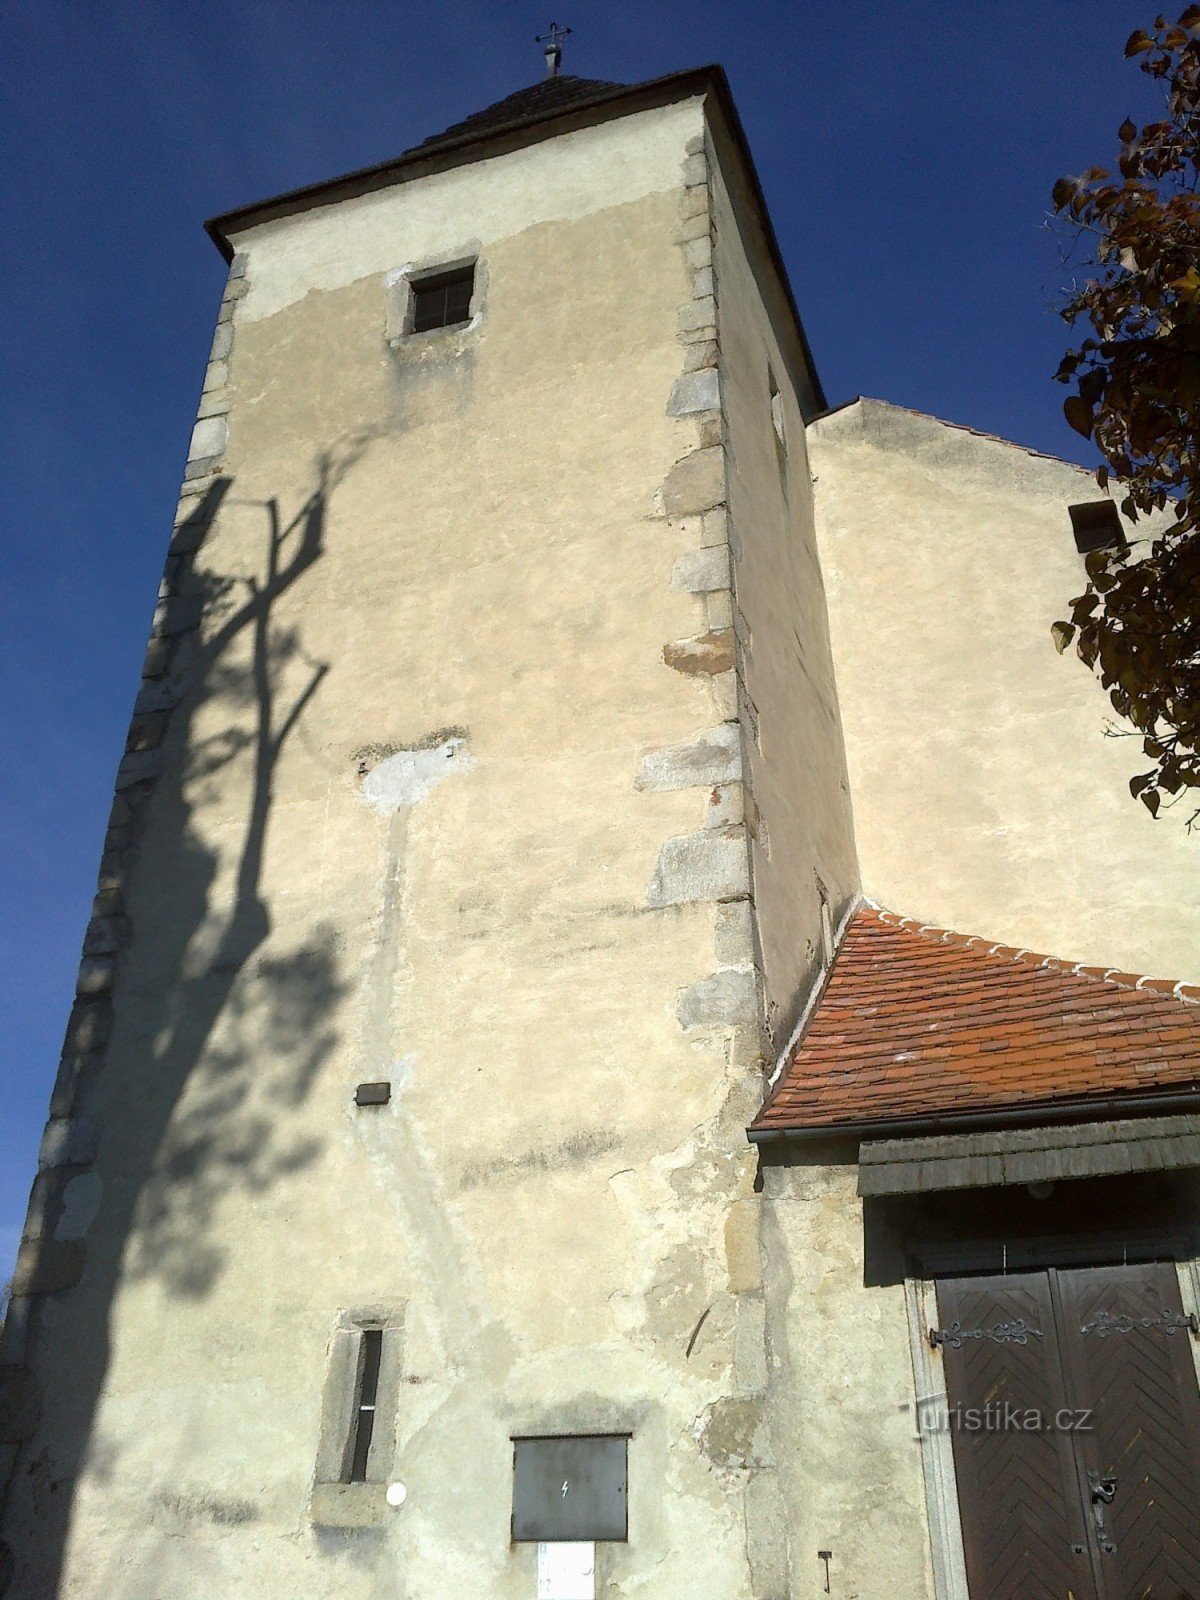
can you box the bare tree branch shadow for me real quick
[2,436,371,1595]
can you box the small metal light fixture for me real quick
[818,1550,833,1593]
[355,1081,391,1107]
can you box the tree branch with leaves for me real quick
[1052,9,1200,820]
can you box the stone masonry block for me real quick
[115,749,166,789]
[709,669,738,722]
[11,1237,86,1298]
[126,712,168,752]
[64,999,111,1057]
[55,1171,103,1241]
[662,630,736,677]
[682,152,709,186]
[672,544,731,594]
[134,678,183,715]
[676,967,760,1031]
[0,1296,32,1367]
[647,829,750,907]
[76,957,115,998]
[715,898,756,966]
[682,340,718,374]
[210,323,234,363]
[662,447,725,517]
[706,783,744,828]
[701,507,729,547]
[692,266,715,300]
[196,388,233,420]
[203,359,230,392]
[81,916,129,958]
[677,296,717,334]
[152,595,203,637]
[636,724,741,792]
[142,636,173,679]
[48,1053,88,1119]
[707,589,734,630]
[188,415,228,463]
[677,212,713,242]
[228,252,248,279]
[683,234,712,269]
[680,187,709,221]
[38,1115,100,1171]
[668,368,720,418]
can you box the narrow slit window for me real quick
[768,365,788,487]
[346,1328,383,1483]
[769,370,786,450]
[410,264,475,333]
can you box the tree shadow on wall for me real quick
[2,439,369,1597]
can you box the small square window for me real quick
[410,264,475,333]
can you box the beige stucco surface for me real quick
[1,99,787,1600]
[761,1155,935,1600]
[810,397,1200,982]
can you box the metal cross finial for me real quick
[536,21,571,78]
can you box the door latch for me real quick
[1088,1469,1118,1554]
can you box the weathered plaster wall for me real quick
[0,100,781,1600]
[761,1154,935,1600]
[809,397,1200,982]
[708,128,860,1053]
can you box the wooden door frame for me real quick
[902,1230,1200,1600]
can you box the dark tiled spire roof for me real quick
[411,75,626,156]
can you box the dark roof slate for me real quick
[411,76,626,157]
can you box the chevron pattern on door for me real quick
[1056,1264,1200,1600]
[935,1273,1093,1600]
[936,1264,1200,1600]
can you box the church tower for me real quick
[0,61,857,1598]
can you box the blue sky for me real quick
[0,1,1161,1284]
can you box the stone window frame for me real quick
[902,1240,1200,1600]
[310,1304,404,1528]
[386,249,487,345]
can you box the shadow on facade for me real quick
[0,443,365,1596]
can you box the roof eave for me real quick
[204,65,722,262]
[748,1084,1200,1147]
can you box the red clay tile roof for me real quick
[752,905,1200,1135]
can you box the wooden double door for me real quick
[936,1262,1200,1600]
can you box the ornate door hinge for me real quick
[1080,1308,1200,1338]
[929,1318,1044,1350]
